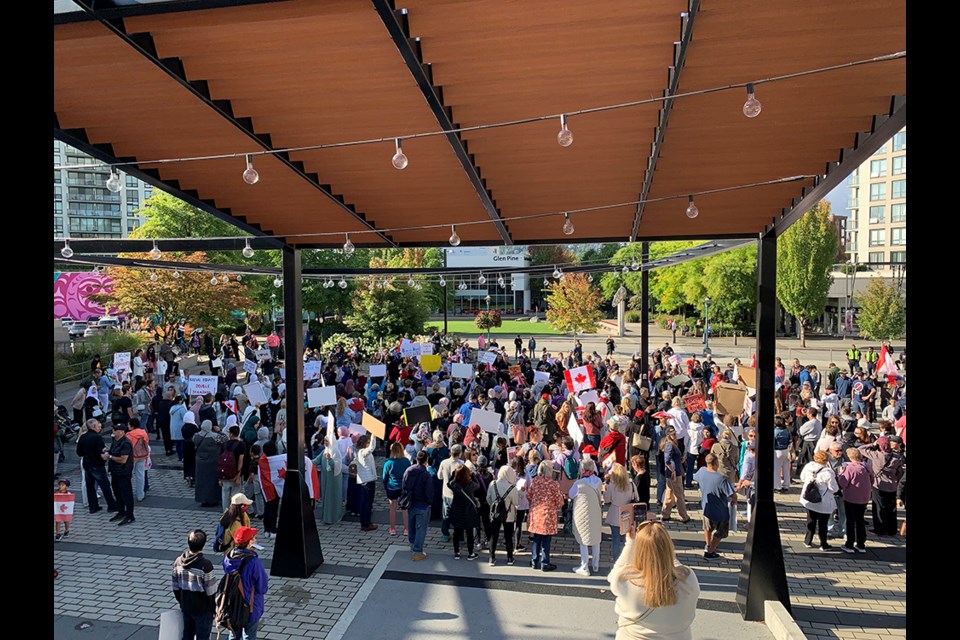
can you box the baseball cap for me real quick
[231,493,253,506]
[233,526,258,545]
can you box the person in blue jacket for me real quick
[222,526,269,640]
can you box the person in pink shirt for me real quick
[266,331,281,360]
[895,414,906,445]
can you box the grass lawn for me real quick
[429,319,565,336]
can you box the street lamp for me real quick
[703,297,711,355]
[484,294,492,342]
[270,294,276,328]
[318,315,325,354]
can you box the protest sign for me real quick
[566,412,584,448]
[683,393,707,413]
[361,412,387,440]
[508,365,522,378]
[243,359,258,375]
[420,354,442,372]
[576,390,600,407]
[256,348,272,362]
[348,423,368,438]
[420,342,434,355]
[477,350,497,366]
[113,352,130,375]
[715,383,748,417]
[451,363,474,379]
[506,446,519,462]
[403,404,432,427]
[306,386,336,408]
[210,358,223,369]
[737,366,757,389]
[243,382,268,407]
[303,361,321,381]
[188,375,218,397]
[400,340,420,358]
[470,408,502,434]
[533,370,550,384]
[368,364,387,378]
[667,374,690,387]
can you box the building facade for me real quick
[845,127,906,274]
[54,140,152,239]
[444,247,532,313]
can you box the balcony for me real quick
[67,192,121,203]
[846,197,859,208]
[67,209,122,219]
[67,178,108,187]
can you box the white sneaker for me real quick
[573,566,591,577]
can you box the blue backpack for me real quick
[562,453,581,480]
[213,522,226,553]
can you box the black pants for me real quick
[796,441,816,476]
[158,422,173,454]
[263,498,280,534]
[515,509,527,547]
[84,465,118,512]
[804,510,830,547]
[844,501,868,548]
[453,527,475,555]
[871,488,898,535]
[72,408,84,426]
[489,519,515,560]
[111,473,134,520]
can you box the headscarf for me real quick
[255,426,271,449]
[225,414,238,429]
[224,366,237,387]
[197,419,218,439]
[463,424,482,448]
[183,411,197,426]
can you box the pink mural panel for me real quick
[53,272,117,319]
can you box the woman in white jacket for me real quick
[570,458,604,576]
[799,449,840,550]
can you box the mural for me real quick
[53,272,117,319]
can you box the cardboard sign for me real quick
[210,358,223,369]
[508,365,522,379]
[683,393,707,413]
[469,408,502,434]
[576,390,600,408]
[451,363,474,379]
[534,370,550,384]
[243,382,268,407]
[361,411,387,440]
[400,340,420,358]
[477,350,497,366]
[113,352,130,374]
[420,342,434,355]
[566,412,584,448]
[243,359,258,375]
[668,353,680,366]
[369,364,387,378]
[303,360,321,381]
[403,404,432,427]
[188,375,218,397]
[737,365,757,389]
[420,354,442,372]
[715,383,748,417]
[506,446,519,461]
[348,423,368,437]
[667,374,690,387]
[307,386,336,408]
[256,348,272,362]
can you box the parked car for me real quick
[86,315,101,324]
[60,318,75,328]
[97,317,121,329]
[68,322,88,339]
[83,324,115,338]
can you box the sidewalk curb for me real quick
[765,601,807,640]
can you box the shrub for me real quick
[475,310,503,330]
[625,310,642,323]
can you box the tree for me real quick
[89,253,255,329]
[344,280,431,345]
[701,246,757,332]
[131,192,245,240]
[545,273,603,334]
[855,279,906,340]
[529,246,577,307]
[776,202,839,346]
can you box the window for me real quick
[68,217,122,234]
[891,179,906,199]
[143,188,153,199]
[54,169,61,184]
[68,186,119,202]
[127,203,140,215]
[66,171,103,187]
[869,206,885,223]
[54,200,63,213]
[892,156,905,175]
[890,251,906,263]
[893,131,906,151]
[868,252,884,264]
[873,143,887,155]
[869,229,886,247]
[54,186,62,198]
[67,202,121,217]
[127,219,141,233]
[891,228,906,246]
[125,175,138,187]
[53,217,64,236]
[869,159,886,178]
[869,183,886,201]
[891,204,905,222]
[126,190,139,204]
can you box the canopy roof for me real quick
[54,0,905,248]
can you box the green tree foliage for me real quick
[776,202,839,346]
[545,273,603,334]
[344,280,431,345]
[855,279,906,341]
[701,246,757,332]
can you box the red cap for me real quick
[634,409,645,420]
[233,526,258,545]
[541,393,550,401]
[582,444,598,456]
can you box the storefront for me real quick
[445,247,531,314]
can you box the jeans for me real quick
[84,465,118,512]
[805,510,830,547]
[181,609,213,640]
[514,509,527,547]
[453,527,475,555]
[341,473,349,503]
[133,459,146,501]
[656,468,666,506]
[489,519,515,560]
[844,501,868,549]
[359,481,376,527]
[610,525,625,562]
[175,441,184,462]
[684,455,696,487]
[830,494,847,537]
[222,482,241,511]
[263,498,279,534]
[111,473,134,520]
[584,434,601,451]
[531,533,553,565]
[227,622,257,640]
[441,496,454,537]
[408,506,430,553]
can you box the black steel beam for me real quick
[371,0,513,246]
[640,241,650,383]
[52,237,281,255]
[55,0,292,25]
[69,1,396,247]
[736,230,790,620]
[272,245,324,577]
[774,95,906,234]
[629,0,700,241]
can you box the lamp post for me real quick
[484,294,492,342]
[703,296,711,355]
[318,315,324,354]
[270,293,276,327]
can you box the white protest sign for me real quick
[307,386,337,408]
[534,371,550,384]
[451,363,474,379]
[256,348,272,362]
[210,358,223,369]
[400,340,421,358]
[420,342,434,355]
[243,359,258,375]
[348,423,368,437]
[304,361,321,381]
[566,412,584,448]
[477,350,496,366]
[469,408,502,434]
[243,382,268,406]
[188,375,218,397]
[369,364,387,378]
[113,352,130,375]
[576,390,600,407]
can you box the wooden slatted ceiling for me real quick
[128,0,497,245]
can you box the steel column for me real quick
[736,230,789,620]
[271,245,323,577]
[640,241,650,384]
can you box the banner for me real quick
[112,352,131,376]
[400,339,420,358]
[403,404,432,427]
[533,370,550,384]
[368,364,387,378]
[256,348,272,362]
[575,390,600,408]
[188,375,218,397]
[668,353,681,367]
[243,359,258,375]
[451,363,474,379]
[420,342,434,355]
[564,365,596,394]
[307,386,336,408]
[304,360,321,381]
[683,393,707,413]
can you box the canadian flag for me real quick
[564,365,597,394]
[259,454,320,502]
[877,345,898,379]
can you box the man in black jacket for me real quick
[75,419,119,514]
[107,421,136,525]
[172,529,218,640]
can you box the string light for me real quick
[61,240,73,259]
[242,238,255,258]
[105,169,122,193]
[743,83,762,118]
[478,272,486,285]
[562,212,575,235]
[449,225,461,247]
[587,274,594,283]
[439,275,446,287]
[686,195,699,219]
[210,275,219,285]
[273,276,282,288]
[458,279,467,291]
[497,274,505,288]
[339,276,347,289]
[407,276,415,287]
[342,233,355,256]
[557,114,573,147]
[221,273,229,282]
[149,241,162,259]
[621,265,629,274]
[235,273,241,281]
[552,265,561,279]
[172,270,180,279]
[391,138,408,170]
[631,259,640,271]
[150,270,158,282]
[242,154,260,184]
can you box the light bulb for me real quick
[478,272,486,285]
[243,154,260,184]
[60,240,73,259]
[221,273,229,282]
[105,169,122,193]
[449,225,461,247]
[543,277,549,287]
[414,282,423,291]
[342,233,355,256]
[172,270,180,279]
[458,280,467,291]
[273,276,282,288]
[588,274,594,283]
[552,266,561,279]
[242,239,255,258]
[149,241,162,260]
[562,212,575,235]
[392,138,408,170]
[210,275,219,285]
[622,265,629,274]
[631,259,639,271]
[497,275,505,287]
[439,276,446,287]
[686,195,699,219]
[559,271,566,281]
[743,83,762,118]
[408,276,415,287]
[339,277,347,289]
[235,274,241,281]
[150,270,158,282]
[557,114,573,147]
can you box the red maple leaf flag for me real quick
[565,365,596,394]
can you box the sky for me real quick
[826,178,850,217]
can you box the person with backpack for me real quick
[799,449,840,550]
[448,465,481,560]
[532,394,557,443]
[486,464,520,566]
[554,436,581,534]
[218,526,268,640]
[125,418,151,502]
[217,493,253,554]
[172,529,218,640]
[218,426,248,511]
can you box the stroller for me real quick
[55,405,77,462]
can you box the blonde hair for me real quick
[389,442,404,459]
[626,522,690,608]
[813,449,829,465]
[609,463,629,492]
[336,397,347,415]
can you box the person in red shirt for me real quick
[895,413,906,445]
[598,421,627,468]
[388,416,414,448]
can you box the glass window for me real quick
[53,217,64,236]
[869,159,886,178]
[892,156,905,175]
[869,183,886,201]
[68,217,122,233]
[891,228,906,246]
[893,131,906,151]
[54,200,63,213]
[127,203,140,215]
[68,186,119,202]
[868,252,885,264]
[890,251,906,263]
[869,206,885,223]
[873,143,887,155]
[143,188,153,199]
[54,169,61,184]
[869,229,886,247]
[891,179,906,199]
[125,174,138,187]
[891,204,905,222]
[127,219,141,233]
[127,191,139,204]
